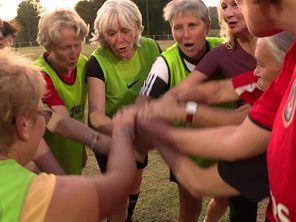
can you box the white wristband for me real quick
[186,101,198,125]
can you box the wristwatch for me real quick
[186,101,198,126]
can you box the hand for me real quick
[137,118,173,149]
[137,94,179,123]
[113,105,137,130]
[235,103,251,114]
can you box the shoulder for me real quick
[140,37,160,53]
[20,173,56,221]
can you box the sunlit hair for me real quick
[163,0,210,33]
[217,0,237,48]
[264,31,296,66]
[0,50,45,152]
[91,0,143,48]
[37,8,89,50]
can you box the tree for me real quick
[75,0,105,39]
[136,0,170,37]
[15,0,40,44]
[209,7,219,30]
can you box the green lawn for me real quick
[17,40,267,222]
[15,40,175,60]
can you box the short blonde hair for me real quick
[0,50,45,152]
[37,8,89,50]
[91,0,143,48]
[163,0,210,33]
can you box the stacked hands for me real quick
[112,93,179,160]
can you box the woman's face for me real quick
[221,0,248,36]
[49,27,83,73]
[103,19,138,61]
[253,40,279,90]
[235,0,281,37]
[171,13,208,59]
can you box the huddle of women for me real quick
[0,0,295,221]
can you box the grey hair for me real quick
[37,8,89,50]
[264,31,296,65]
[91,0,143,48]
[163,0,210,28]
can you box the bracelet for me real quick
[85,133,100,152]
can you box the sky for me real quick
[0,0,220,20]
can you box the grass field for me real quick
[17,40,268,221]
[15,40,176,59]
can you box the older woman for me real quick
[86,0,160,221]
[138,0,222,221]
[35,8,89,175]
[0,19,67,176]
[0,51,137,221]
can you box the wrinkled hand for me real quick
[113,106,151,161]
[137,93,179,123]
[113,105,137,130]
[136,118,174,153]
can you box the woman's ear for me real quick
[14,114,31,141]
[205,22,211,36]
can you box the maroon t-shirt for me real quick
[195,43,256,78]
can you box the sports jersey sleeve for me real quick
[86,55,105,82]
[140,56,170,98]
[249,67,290,130]
[232,70,263,105]
[42,72,64,107]
[20,173,56,222]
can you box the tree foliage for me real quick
[75,0,105,38]
[13,0,219,44]
[15,0,41,43]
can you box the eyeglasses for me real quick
[36,109,52,125]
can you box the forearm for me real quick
[108,126,137,174]
[179,79,239,105]
[95,126,137,219]
[47,112,111,154]
[174,156,239,198]
[33,139,65,175]
[89,112,113,135]
[192,104,248,127]
[157,145,238,198]
[157,103,247,126]
[170,118,270,161]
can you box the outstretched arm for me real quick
[138,100,250,127]
[138,116,270,161]
[46,111,111,154]
[156,144,239,198]
[178,78,239,104]
[45,107,137,221]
